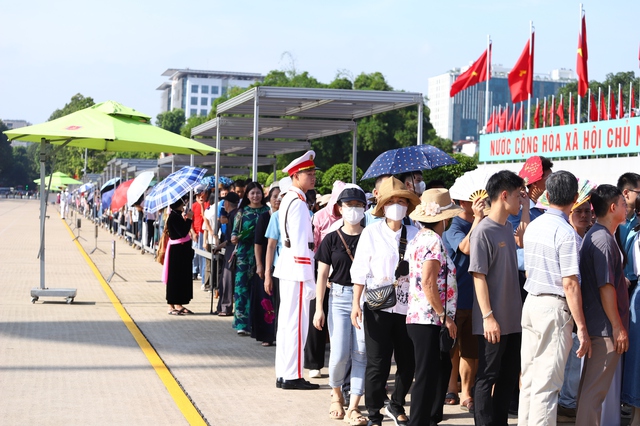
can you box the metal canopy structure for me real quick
[193,86,423,228]
[216,86,423,120]
[200,86,424,184]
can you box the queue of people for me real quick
[67,149,640,426]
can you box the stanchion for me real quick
[106,240,127,283]
[90,224,105,254]
[71,218,86,242]
[209,248,217,315]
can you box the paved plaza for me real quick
[0,197,565,426]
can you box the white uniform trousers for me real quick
[275,279,315,380]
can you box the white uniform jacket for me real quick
[273,186,315,283]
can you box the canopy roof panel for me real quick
[191,117,355,140]
[157,154,276,168]
[216,86,423,119]
[196,139,311,156]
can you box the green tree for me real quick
[266,170,288,186]
[181,115,208,138]
[7,146,37,187]
[320,163,364,194]
[422,153,478,188]
[156,108,185,134]
[0,120,12,185]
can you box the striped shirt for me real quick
[523,208,580,296]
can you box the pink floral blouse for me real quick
[405,228,458,326]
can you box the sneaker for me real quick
[557,405,576,422]
[385,406,409,426]
[309,369,321,379]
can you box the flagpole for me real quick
[598,87,602,121]
[485,35,491,130]
[631,81,635,117]
[608,85,612,119]
[535,98,539,128]
[577,3,583,124]
[585,90,589,122]
[527,21,533,130]
[619,83,623,118]
[543,96,547,128]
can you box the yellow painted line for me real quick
[63,219,206,426]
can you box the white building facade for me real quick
[157,69,264,119]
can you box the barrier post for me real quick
[106,240,127,283]
[72,218,86,242]
[90,224,105,254]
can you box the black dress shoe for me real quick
[275,377,283,388]
[281,378,320,390]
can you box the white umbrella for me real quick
[127,171,155,206]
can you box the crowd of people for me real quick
[65,150,640,426]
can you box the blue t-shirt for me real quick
[443,216,473,310]
[265,210,282,267]
[217,200,227,236]
[619,215,639,281]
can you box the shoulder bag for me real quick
[365,226,409,311]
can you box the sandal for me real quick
[179,307,195,315]
[261,341,274,347]
[461,398,474,413]
[344,408,367,425]
[168,309,183,316]
[329,397,345,420]
[444,392,460,405]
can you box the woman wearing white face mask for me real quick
[314,186,368,425]
[350,177,420,426]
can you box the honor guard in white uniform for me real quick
[273,150,320,390]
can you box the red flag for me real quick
[569,96,575,124]
[619,87,624,118]
[600,93,607,121]
[515,105,523,130]
[589,93,598,121]
[486,112,495,133]
[609,91,616,120]
[507,107,515,131]
[534,102,540,128]
[577,15,589,96]
[450,46,490,97]
[557,97,565,125]
[549,97,555,126]
[498,107,507,132]
[508,33,534,103]
[632,85,636,117]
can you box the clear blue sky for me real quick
[1,0,636,125]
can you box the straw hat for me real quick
[409,188,463,223]
[372,177,420,217]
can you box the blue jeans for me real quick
[559,333,581,409]
[327,284,366,396]
[192,233,203,277]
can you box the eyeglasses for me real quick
[628,189,640,195]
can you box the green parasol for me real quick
[34,171,83,188]
[2,100,217,303]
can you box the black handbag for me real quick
[365,226,408,311]
[439,253,456,353]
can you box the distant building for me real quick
[3,119,32,147]
[428,65,573,142]
[156,69,265,119]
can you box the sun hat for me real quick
[372,177,420,217]
[317,194,332,207]
[410,188,463,223]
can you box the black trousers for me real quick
[474,333,521,426]
[407,324,451,426]
[304,286,329,370]
[363,305,415,423]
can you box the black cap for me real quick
[221,192,240,204]
[337,187,367,205]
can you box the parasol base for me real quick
[30,288,77,304]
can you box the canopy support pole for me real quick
[352,124,358,183]
[213,118,221,234]
[252,95,259,182]
[417,100,424,145]
[31,138,77,304]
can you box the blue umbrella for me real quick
[100,177,121,193]
[101,188,115,211]
[361,145,458,180]
[144,166,207,213]
[78,182,95,193]
[200,175,234,190]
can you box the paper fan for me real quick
[535,178,598,210]
[449,168,492,202]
